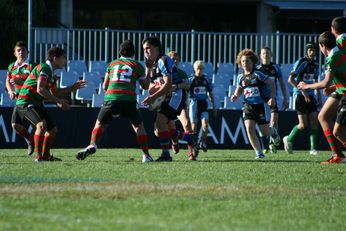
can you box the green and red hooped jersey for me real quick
[336,33,346,53]
[325,46,346,96]
[16,61,57,105]
[104,57,145,102]
[6,60,35,94]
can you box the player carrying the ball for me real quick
[141,36,199,161]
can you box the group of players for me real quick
[4,16,346,164]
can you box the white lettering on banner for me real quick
[220,117,249,145]
[0,115,10,142]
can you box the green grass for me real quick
[1,148,346,231]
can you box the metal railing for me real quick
[32,27,324,73]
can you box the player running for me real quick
[76,40,154,163]
[141,36,199,161]
[231,48,280,159]
[16,47,85,162]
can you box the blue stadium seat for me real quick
[213,73,233,86]
[89,60,107,73]
[179,62,194,77]
[217,63,235,75]
[204,62,214,77]
[76,82,99,102]
[1,93,16,107]
[59,71,80,88]
[68,60,88,77]
[83,71,103,86]
[223,96,243,110]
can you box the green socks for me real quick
[310,128,317,150]
[287,125,301,142]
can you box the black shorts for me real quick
[243,103,269,125]
[336,96,346,126]
[294,94,318,115]
[16,104,55,131]
[330,91,342,100]
[11,105,29,125]
[158,91,187,122]
[97,100,143,126]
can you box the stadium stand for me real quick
[179,62,194,76]
[59,71,80,88]
[75,81,99,103]
[89,60,107,73]
[83,71,103,86]
[67,60,88,77]
[0,92,16,107]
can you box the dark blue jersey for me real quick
[257,62,282,96]
[189,75,213,101]
[237,70,270,104]
[291,56,319,96]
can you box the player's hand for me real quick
[56,98,70,111]
[142,95,155,106]
[8,91,17,100]
[73,80,86,90]
[297,82,307,90]
[268,98,276,107]
[230,94,238,102]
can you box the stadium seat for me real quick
[217,63,235,76]
[0,92,16,107]
[223,96,243,110]
[179,62,194,77]
[76,82,99,103]
[59,71,80,88]
[83,71,103,86]
[213,73,233,86]
[204,62,214,77]
[89,60,107,73]
[280,63,293,81]
[0,77,6,94]
[91,93,104,108]
[68,60,88,77]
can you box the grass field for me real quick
[1,148,346,231]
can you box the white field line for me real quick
[0,182,241,194]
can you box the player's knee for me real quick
[12,123,22,131]
[36,121,46,132]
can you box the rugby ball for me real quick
[148,80,165,111]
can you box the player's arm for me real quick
[152,75,171,99]
[5,74,16,100]
[142,74,171,106]
[297,72,332,90]
[278,77,288,105]
[138,74,150,90]
[53,80,86,97]
[37,77,69,110]
[264,77,276,106]
[172,79,190,91]
[230,86,243,102]
[208,90,217,116]
[102,73,110,91]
